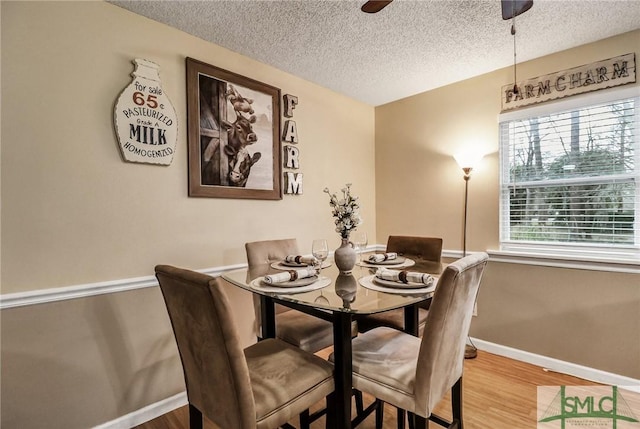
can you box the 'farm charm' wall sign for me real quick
[502,53,636,111]
[114,59,178,165]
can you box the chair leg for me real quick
[375,399,384,429]
[300,409,310,429]
[325,392,336,429]
[189,403,203,429]
[353,397,382,428]
[397,408,406,429]
[452,377,463,429]
[354,389,364,414]
[414,414,428,429]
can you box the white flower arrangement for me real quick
[323,183,362,239]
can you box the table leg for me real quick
[260,295,276,339]
[332,311,353,429]
[452,376,463,428]
[404,304,418,336]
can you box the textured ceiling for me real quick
[110,0,640,106]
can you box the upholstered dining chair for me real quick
[155,265,335,429]
[245,238,358,352]
[246,238,363,422]
[338,252,489,429]
[356,236,443,335]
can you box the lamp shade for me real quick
[454,152,484,170]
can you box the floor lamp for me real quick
[454,153,483,359]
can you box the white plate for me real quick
[250,276,332,294]
[373,276,434,289]
[358,275,436,295]
[270,260,332,270]
[364,256,407,265]
[263,275,318,288]
[357,258,415,269]
[281,260,312,267]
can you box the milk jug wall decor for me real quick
[114,59,178,165]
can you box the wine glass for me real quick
[352,231,368,262]
[311,239,329,270]
[313,290,330,305]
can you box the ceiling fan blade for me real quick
[501,0,533,20]
[361,0,393,14]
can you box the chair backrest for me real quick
[245,238,299,267]
[155,265,257,429]
[413,252,489,415]
[245,238,300,335]
[386,235,443,263]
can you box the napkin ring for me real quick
[288,270,299,281]
[398,271,408,283]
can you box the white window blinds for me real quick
[499,88,640,259]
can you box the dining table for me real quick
[221,252,444,429]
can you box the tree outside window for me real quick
[499,94,638,256]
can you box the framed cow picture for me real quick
[186,57,282,199]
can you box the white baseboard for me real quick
[93,392,187,429]
[471,337,640,393]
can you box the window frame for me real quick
[498,85,640,264]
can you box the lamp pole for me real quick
[462,167,472,257]
[461,165,477,359]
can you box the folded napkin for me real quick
[284,255,319,265]
[263,268,317,284]
[375,268,434,285]
[368,252,398,263]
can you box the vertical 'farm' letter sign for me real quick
[283,94,303,195]
[114,59,178,165]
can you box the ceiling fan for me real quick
[502,0,533,19]
[360,1,392,14]
[361,0,533,18]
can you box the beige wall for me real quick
[1,2,639,428]
[1,287,184,428]
[1,1,376,294]
[376,30,640,378]
[1,2,374,428]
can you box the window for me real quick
[499,87,640,261]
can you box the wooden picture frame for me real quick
[186,57,282,199]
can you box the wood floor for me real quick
[135,350,604,429]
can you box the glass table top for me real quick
[221,256,444,315]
